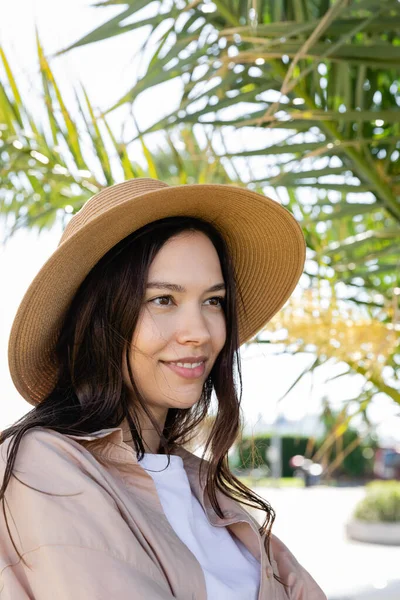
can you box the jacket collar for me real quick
[64,426,264,563]
[63,426,201,471]
[64,427,253,523]
[64,426,204,463]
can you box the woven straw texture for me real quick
[8,178,306,405]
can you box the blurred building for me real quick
[243,413,325,438]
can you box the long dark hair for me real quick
[0,216,283,585]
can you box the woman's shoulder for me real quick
[0,426,99,489]
[1,426,83,462]
[0,427,123,561]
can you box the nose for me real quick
[175,304,212,346]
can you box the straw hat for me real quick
[8,178,306,406]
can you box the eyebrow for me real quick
[146,281,226,293]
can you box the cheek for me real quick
[132,311,169,353]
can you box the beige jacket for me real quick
[0,427,327,599]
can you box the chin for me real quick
[167,395,202,410]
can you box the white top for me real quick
[140,453,260,599]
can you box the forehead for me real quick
[148,230,223,278]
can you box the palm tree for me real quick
[0,37,236,241]
[62,0,400,311]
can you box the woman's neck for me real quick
[120,416,165,454]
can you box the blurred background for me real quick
[1,1,399,598]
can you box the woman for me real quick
[0,178,326,599]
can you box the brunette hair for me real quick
[0,216,283,585]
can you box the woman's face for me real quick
[124,230,227,424]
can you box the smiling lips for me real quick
[162,357,207,380]
[172,361,203,369]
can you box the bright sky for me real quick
[0,0,399,444]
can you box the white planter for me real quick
[346,519,400,545]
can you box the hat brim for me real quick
[8,183,306,405]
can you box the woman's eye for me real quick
[206,296,225,307]
[150,295,173,306]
